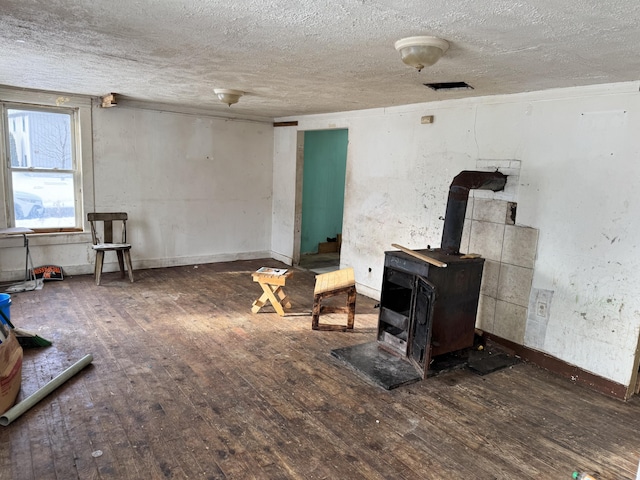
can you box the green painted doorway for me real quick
[300,129,348,255]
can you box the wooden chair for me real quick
[87,212,134,285]
[312,267,356,331]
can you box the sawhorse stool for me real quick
[312,267,356,331]
[251,268,293,316]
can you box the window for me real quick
[2,102,84,232]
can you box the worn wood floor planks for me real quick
[1,259,640,479]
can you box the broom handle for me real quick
[0,308,15,329]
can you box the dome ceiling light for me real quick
[395,36,449,72]
[214,88,244,106]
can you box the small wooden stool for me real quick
[312,267,356,331]
[251,268,293,316]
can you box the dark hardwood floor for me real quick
[1,259,640,479]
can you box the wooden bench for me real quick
[312,267,356,331]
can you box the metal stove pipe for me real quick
[441,170,507,254]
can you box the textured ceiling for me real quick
[1,0,639,119]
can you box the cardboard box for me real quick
[0,330,23,415]
[318,241,339,253]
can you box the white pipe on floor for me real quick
[0,354,93,426]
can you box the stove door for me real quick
[408,276,436,377]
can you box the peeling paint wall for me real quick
[517,93,640,387]
[273,82,640,387]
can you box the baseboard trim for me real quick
[483,332,629,400]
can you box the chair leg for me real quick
[347,286,356,330]
[311,294,321,330]
[124,250,134,283]
[116,251,125,278]
[95,251,104,286]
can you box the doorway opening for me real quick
[296,129,348,274]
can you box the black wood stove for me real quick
[332,171,507,389]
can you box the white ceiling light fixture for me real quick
[395,36,449,72]
[214,88,244,106]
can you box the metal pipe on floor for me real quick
[0,354,93,426]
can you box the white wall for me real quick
[92,106,274,270]
[273,82,640,387]
[0,103,274,278]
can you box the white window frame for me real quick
[0,87,94,233]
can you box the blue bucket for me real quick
[0,293,10,327]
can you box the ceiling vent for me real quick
[424,82,473,91]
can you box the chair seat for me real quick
[314,267,355,295]
[93,243,131,250]
[312,267,356,331]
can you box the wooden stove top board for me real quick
[385,248,485,264]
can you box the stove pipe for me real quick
[441,170,507,254]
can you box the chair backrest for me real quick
[87,212,128,245]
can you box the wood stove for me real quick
[332,171,507,389]
[378,248,485,379]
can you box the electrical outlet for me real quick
[421,115,434,124]
[536,300,547,317]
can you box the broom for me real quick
[0,309,52,348]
